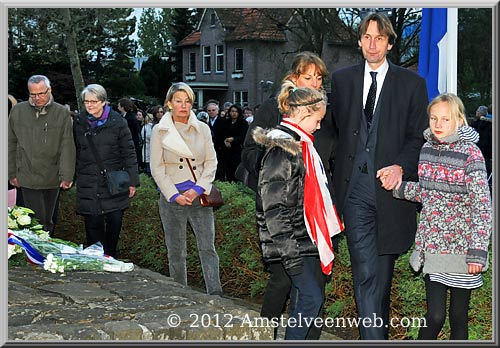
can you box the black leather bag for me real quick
[104,170,130,196]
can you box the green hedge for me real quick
[12,174,492,340]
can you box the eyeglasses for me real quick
[29,88,50,98]
[158,110,164,113]
[83,100,101,105]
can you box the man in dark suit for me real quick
[330,12,428,340]
[207,102,226,180]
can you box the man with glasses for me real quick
[8,75,76,236]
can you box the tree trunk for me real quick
[61,8,85,114]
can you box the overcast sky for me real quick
[131,8,143,40]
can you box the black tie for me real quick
[364,71,377,129]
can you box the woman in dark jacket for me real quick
[222,104,248,182]
[73,84,139,257]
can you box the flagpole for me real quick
[447,8,458,94]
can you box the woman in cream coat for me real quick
[150,82,222,295]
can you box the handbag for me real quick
[104,170,131,196]
[185,158,224,208]
[85,132,130,196]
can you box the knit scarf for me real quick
[281,119,344,275]
[87,105,110,128]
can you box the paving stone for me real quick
[8,324,64,340]
[37,282,120,304]
[8,282,64,306]
[53,324,107,340]
[114,295,197,313]
[36,306,131,325]
[100,280,187,299]
[103,321,144,340]
[8,266,339,341]
[8,307,42,327]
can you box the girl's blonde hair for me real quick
[277,80,326,116]
[428,92,468,127]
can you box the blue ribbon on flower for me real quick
[8,232,45,265]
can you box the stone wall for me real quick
[8,266,274,341]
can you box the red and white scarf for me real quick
[281,119,344,275]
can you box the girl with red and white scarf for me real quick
[253,80,343,340]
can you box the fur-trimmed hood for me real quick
[252,126,301,156]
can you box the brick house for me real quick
[179,8,361,110]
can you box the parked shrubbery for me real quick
[16,174,491,340]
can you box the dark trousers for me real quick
[84,210,124,258]
[215,149,226,181]
[285,256,324,340]
[418,275,472,340]
[260,258,327,340]
[343,172,397,340]
[21,187,60,236]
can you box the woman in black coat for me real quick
[73,84,139,257]
[222,104,248,182]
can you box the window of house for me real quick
[210,13,216,27]
[203,46,211,73]
[233,91,248,107]
[216,45,224,73]
[189,52,196,74]
[234,48,243,72]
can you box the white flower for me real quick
[37,230,50,240]
[16,214,31,226]
[8,217,18,230]
[12,208,22,218]
[8,244,18,259]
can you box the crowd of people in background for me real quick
[105,96,259,183]
[7,11,493,342]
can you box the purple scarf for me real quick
[87,105,110,128]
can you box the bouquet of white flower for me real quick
[8,205,134,273]
[43,253,134,273]
[8,206,44,231]
[8,206,50,259]
[13,229,79,255]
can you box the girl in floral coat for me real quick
[389,93,491,340]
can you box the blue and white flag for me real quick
[418,8,458,101]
